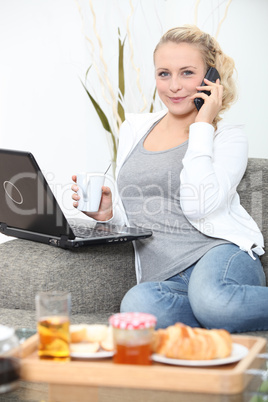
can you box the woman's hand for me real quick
[191,78,223,125]
[71,175,113,221]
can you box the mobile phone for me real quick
[194,67,221,111]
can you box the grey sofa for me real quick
[0,158,267,337]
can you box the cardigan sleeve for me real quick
[180,122,248,221]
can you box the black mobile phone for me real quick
[194,67,221,111]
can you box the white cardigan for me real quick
[110,110,264,280]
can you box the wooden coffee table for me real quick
[1,330,268,402]
[0,376,267,402]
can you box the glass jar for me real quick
[0,325,20,394]
[109,312,157,365]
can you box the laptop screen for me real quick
[0,149,74,239]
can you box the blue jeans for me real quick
[120,244,267,332]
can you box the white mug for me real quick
[76,173,105,212]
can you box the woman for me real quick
[72,25,266,332]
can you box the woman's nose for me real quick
[170,77,182,92]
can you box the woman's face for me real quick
[154,41,206,118]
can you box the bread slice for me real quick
[70,324,87,343]
[70,342,100,354]
[69,324,114,354]
[85,324,108,343]
[100,326,114,351]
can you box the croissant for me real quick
[152,323,232,360]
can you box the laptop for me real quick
[0,149,152,249]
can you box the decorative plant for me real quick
[81,27,157,177]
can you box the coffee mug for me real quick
[76,173,105,212]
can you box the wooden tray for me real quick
[20,334,266,395]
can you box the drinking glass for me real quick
[35,291,71,360]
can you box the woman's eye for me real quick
[183,70,193,76]
[158,71,169,77]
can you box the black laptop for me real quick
[0,149,152,249]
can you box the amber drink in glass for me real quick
[35,291,71,360]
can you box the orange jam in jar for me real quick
[109,313,157,365]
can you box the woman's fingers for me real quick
[71,183,78,192]
[194,78,222,101]
[71,176,79,207]
[71,175,113,219]
[72,191,79,208]
[192,79,223,124]
[72,192,79,201]
[203,77,221,86]
[101,186,112,196]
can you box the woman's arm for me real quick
[180,122,248,220]
[71,120,133,225]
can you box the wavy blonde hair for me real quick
[154,25,237,128]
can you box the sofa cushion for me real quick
[0,240,136,314]
[0,308,110,329]
[238,158,268,276]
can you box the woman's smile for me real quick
[168,96,188,103]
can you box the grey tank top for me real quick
[117,124,227,282]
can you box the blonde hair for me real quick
[154,25,237,128]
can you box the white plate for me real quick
[151,343,248,367]
[71,350,114,359]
